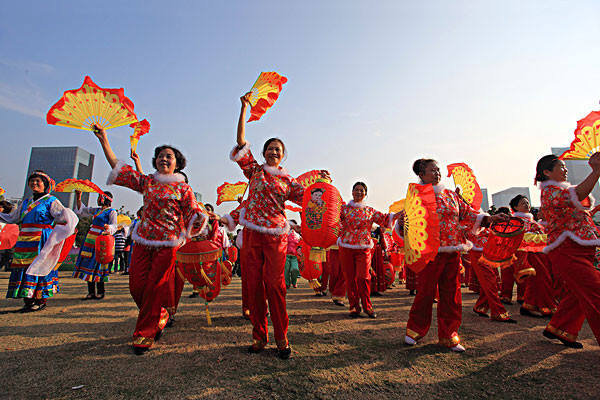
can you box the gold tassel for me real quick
[199,267,213,286]
[308,279,321,290]
[220,261,231,277]
[205,302,212,326]
[176,248,223,263]
[309,247,327,263]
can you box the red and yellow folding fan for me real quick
[47,76,137,131]
[403,183,440,273]
[216,182,248,205]
[54,179,107,196]
[447,162,483,210]
[129,119,150,153]
[296,170,331,188]
[0,186,4,197]
[117,214,131,227]
[388,198,405,213]
[560,110,600,160]
[247,72,288,122]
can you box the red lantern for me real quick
[95,234,115,264]
[480,218,525,269]
[227,246,238,263]
[383,262,395,287]
[297,241,323,289]
[301,180,342,263]
[176,238,222,289]
[221,260,233,287]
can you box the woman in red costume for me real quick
[92,125,207,355]
[218,92,328,359]
[536,154,600,348]
[338,182,398,319]
[402,159,507,352]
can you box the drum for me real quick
[480,217,525,268]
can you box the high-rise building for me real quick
[24,147,95,208]
[551,147,600,201]
[491,187,531,209]
[480,188,490,211]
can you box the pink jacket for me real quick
[286,230,301,255]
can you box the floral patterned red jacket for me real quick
[338,200,393,249]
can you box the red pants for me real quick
[500,261,526,302]
[240,254,249,315]
[164,264,185,316]
[406,252,462,347]
[327,249,346,300]
[546,239,600,345]
[405,267,418,291]
[242,229,288,343]
[470,251,509,320]
[339,247,373,313]
[522,252,557,316]
[370,244,387,293]
[129,245,174,347]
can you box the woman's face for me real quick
[352,184,366,202]
[515,197,530,213]
[28,177,45,194]
[264,141,284,167]
[420,162,441,185]
[156,148,177,174]
[544,160,567,182]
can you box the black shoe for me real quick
[543,329,583,349]
[517,299,524,305]
[371,291,382,297]
[121,272,129,275]
[94,293,105,300]
[315,293,322,297]
[82,294,97,301]
[474,310,488,317]
[333,300,345,307]
[189,293,199,298]
[366,311,377,319]
[499,318,517,324]
[349,312,360,318]
[520,307,541,318]
[277,346,292,360]
[500,299,513,305]
[154,329,163,343]
[133,346,149,356]
[23,303,46,313]
[166,315,175,328]
[409,290,416,296]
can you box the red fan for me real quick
[296,170,331,189]
[130,119,150,153]
[560,110,600,160]
[47,76,137,131]
[447,163,483,210]
[247,72,287,122]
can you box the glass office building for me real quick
[24,147,95,208]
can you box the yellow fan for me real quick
[560,111,600,160]
[388,199,405,213]
[0,186,4,197]
[117,214,131,227]
[247,72,288,122]
[47,76,138,131]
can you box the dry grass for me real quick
[0,271,597,400]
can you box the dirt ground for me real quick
[0,271,598,400]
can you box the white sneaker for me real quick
[450,344,465,352]
[404,335,417,346]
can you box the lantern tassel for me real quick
[198,266,213,286]
[309,247,327,263]
[478,254,517,270]
[205,302,212,326]
[308,279,321,290]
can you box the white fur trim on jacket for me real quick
[347,200,367,208]
[387,212,396,229]
[153,172,186,184]
[131,222,186,248]
[433,183,445,194]
[568,186,595,211]
[106,159,127,185]
[262,163,289,177]
[230,142,251,162]
[438,242,473,253]
[513,212,534,220]
[539,180,570,190]
[239,208,290,236]
[336,237,373,250]
[471,246,483,252]
[472,212,489,234]
[186,212,208,239]
[543,231,600,253]
[222,213,237,232]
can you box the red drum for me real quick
[480,217,525,269]
[176,238,223,301]
[95,234,115,264]
[383,262,395,287]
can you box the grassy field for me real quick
[0,271,597,400]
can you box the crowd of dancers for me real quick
[2,92,600,358]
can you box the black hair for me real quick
[28,170,50,192]
[311,188,325,194]
[262,138,286,158]
[290,219,298,225]
[179,171,189,184]
[205,203,214,212]
[535,155,560,183]
[412,159,437,177]
[152,145,187,172]
[509,194,528,212]
[496,206,511,215]
[136,207,143,218]
[101,191,113,207]
[0,200,13,213]
[352,181,368,193]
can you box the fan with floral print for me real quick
[447,162,483,210]
[403,183,440,273]
[560,110,600,160]
[247,71,288,122]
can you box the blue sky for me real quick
[2,1,600,214]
